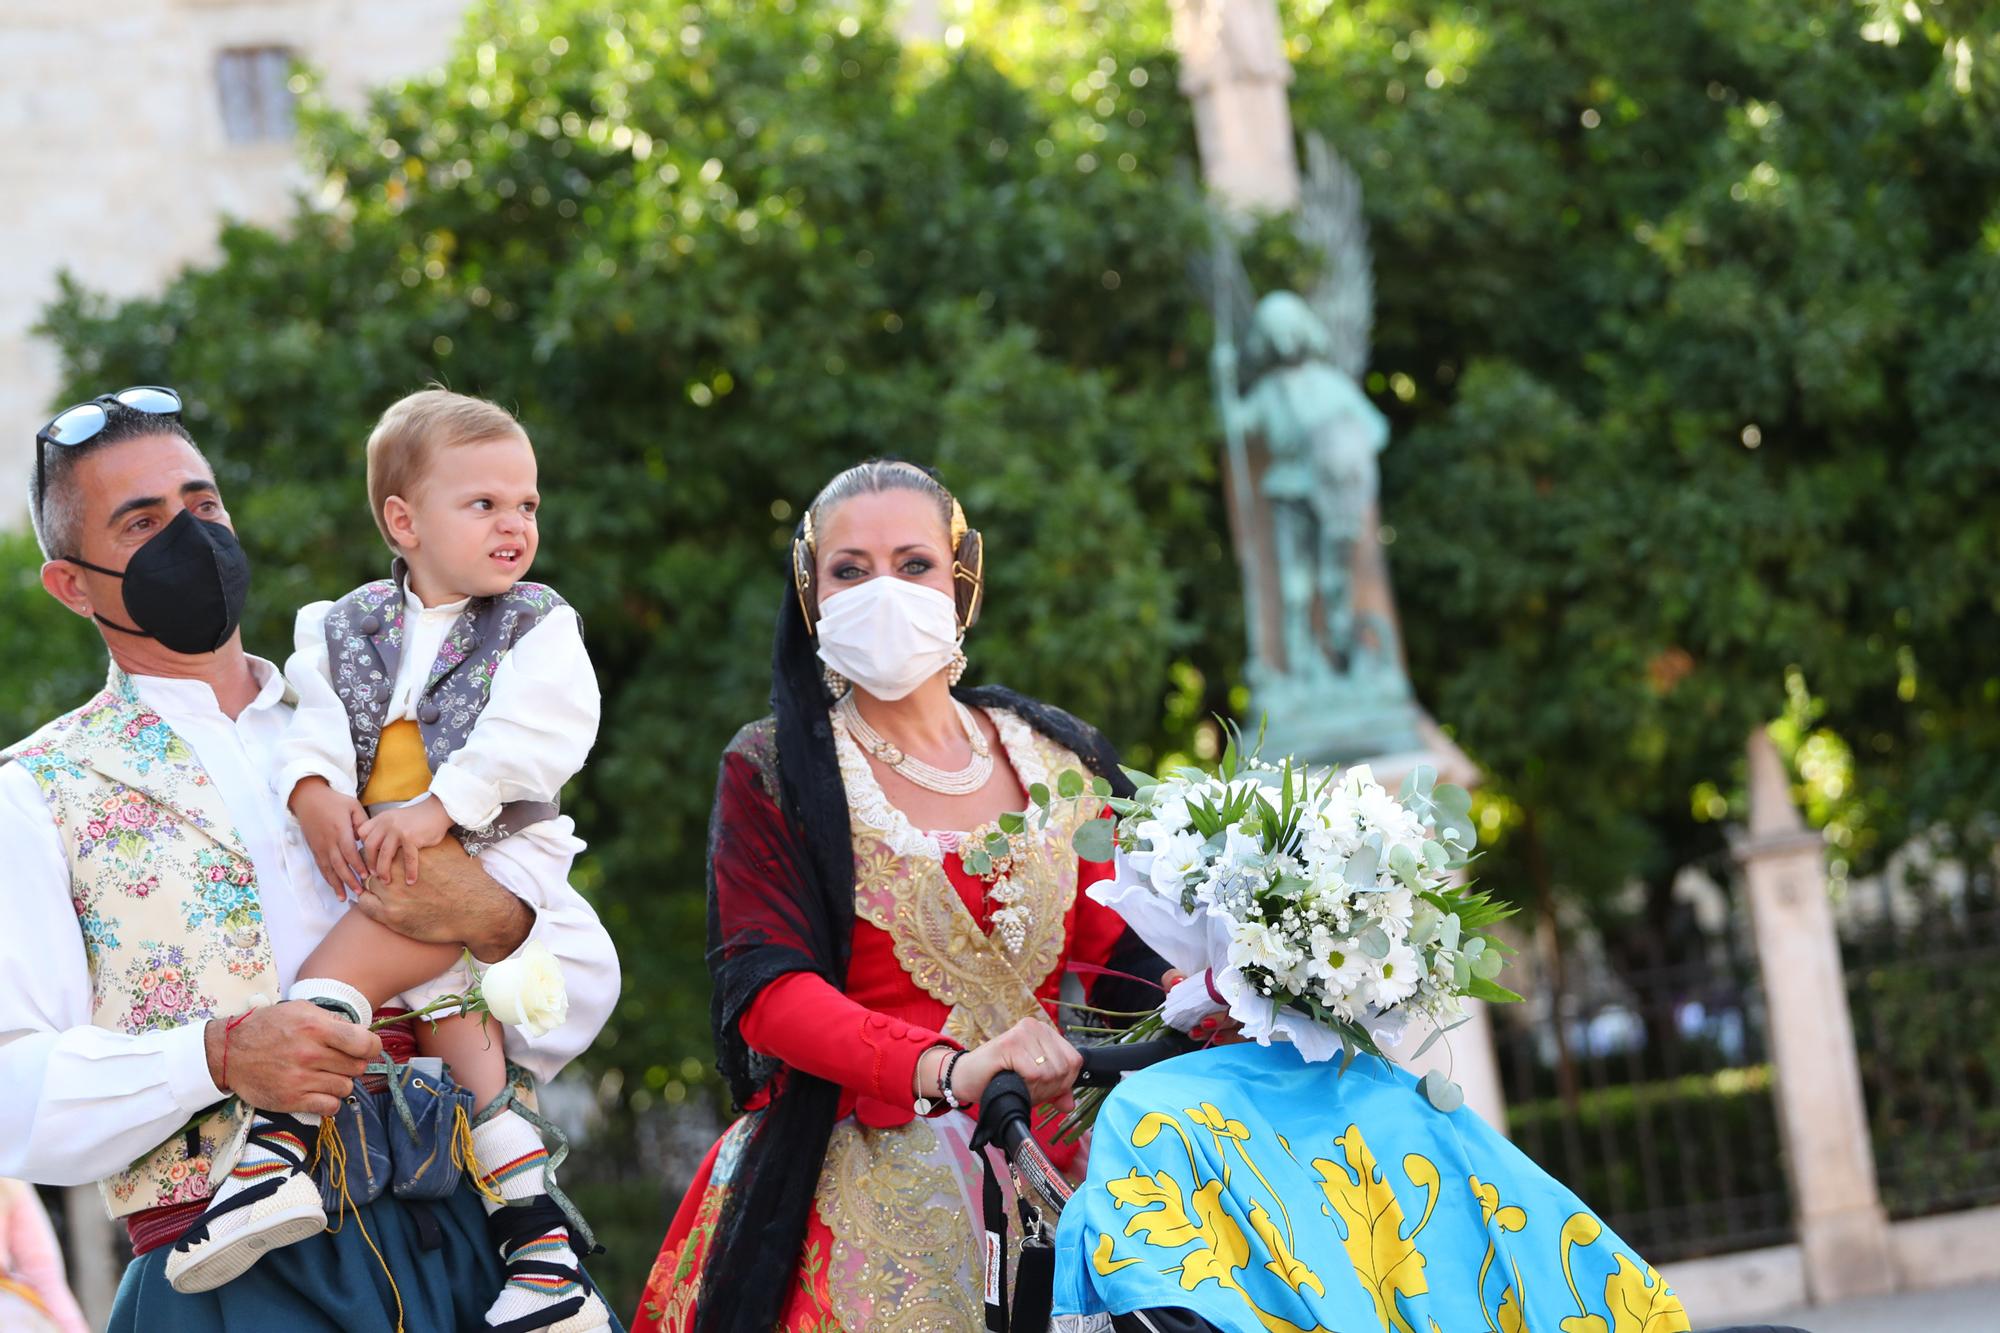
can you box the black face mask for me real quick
[68,510,252,656]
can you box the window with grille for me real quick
[215,47,296,144]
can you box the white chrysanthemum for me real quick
[1305,924,1369,994]
[1365,939,1423,1009]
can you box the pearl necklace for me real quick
[836,693,995,796]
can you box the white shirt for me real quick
[276,588,600,832]
[0,658,621,1188]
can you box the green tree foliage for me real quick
[1273,0,2000,925]
[20,0,1236,1100]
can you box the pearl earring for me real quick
[824,665,851,698]
[946,644,969,687]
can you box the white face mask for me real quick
[816,576,961,701]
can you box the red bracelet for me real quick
[218,1012,251,1093]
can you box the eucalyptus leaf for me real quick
[1073,817,1116,862]
[1467,976,1524,1005]
[1057,769,1085,800]
[1421,1070,1465,1114]
[1090,775,1113,798]
[1343,841,1381,889]
[997,811,1026,835]
[1387,844,1420,886]
[1411,1019,1457,1061]
[1028,782,1051,808]
[1357,926,1391,959]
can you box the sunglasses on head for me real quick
[33,385,184,521]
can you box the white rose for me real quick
[477,942,569,1038]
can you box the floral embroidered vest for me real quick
[2,667,278,1218]
[322,560,569,851]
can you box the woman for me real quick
[635,461,1165,1333]
[0,1180,89,1333]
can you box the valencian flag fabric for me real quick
[1054,1043,1692,1333]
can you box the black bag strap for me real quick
[980,1148,1010,1333]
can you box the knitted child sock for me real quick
[473,1107,607,1331]
[163,977,369,1293]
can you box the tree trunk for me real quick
[1523,810,1580,1111]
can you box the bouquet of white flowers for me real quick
[996,725,1517,1123]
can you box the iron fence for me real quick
[1492,910,1793,1261]
[1842,870,2000,1220]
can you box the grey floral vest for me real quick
[322,560,571,853]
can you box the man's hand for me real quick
[205,1001,380,1116]
[352,837,536,963]
[290,777,368,900]
[358,797,455,887]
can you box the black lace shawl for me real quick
[693,590,1160,1333]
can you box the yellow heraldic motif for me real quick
[1249,1199,1325,1298]
[1093,1232,1143,1276]
[1557,1213,1691,1333]
[1098,1110,1333,1333]
[1599,1254,1690,1333]
[1470,1175,1529,1333]
[1312,1127,1435,1333]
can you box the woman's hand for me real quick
[1162,968,1246,1044]
[949,1017,1084,1110]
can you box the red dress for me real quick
[634,709,1132,1333]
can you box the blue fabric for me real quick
[1054,1042,1690,1333]
[108,1185,624,1333]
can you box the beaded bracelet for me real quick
[939,1048,968,1112]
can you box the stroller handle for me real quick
[977,1032,1202,1221]
[1073,1035,1200,1089]
[984,1033,1198,1155]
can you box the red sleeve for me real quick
[1068,852,1129,999]
[1063,805,1140,1001]
[739,971,957,1108]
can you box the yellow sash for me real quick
[360,719,433,806]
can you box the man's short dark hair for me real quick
[29,405,204,560]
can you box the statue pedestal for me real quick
[1345,711,1480,793]
[1253,659,1477,791]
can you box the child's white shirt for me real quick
[275,582,601,833]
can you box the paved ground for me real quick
[1759,1277,2000,1332]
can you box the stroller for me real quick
[972,1041,1808,1333]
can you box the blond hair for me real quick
[365,389,528,548]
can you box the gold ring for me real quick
[1034,1055,1047,1065]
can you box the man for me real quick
[0,389,623,1330]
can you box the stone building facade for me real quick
[0,0,469,529]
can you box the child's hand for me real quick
[290,777,368,900]
[358,798,457,887]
